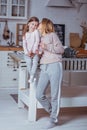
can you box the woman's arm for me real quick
[41,33,64,54]
[51,33,64,54]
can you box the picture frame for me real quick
[54,24,65,45]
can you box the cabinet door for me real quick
[0,51,18,88]
[0,0,28,19]
[10,0,28,19]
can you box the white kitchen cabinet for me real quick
[0,0,28,19]
[0,51,19,88]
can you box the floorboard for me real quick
[0,89,87,130]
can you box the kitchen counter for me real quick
[8,52,87,72]
[0,45,23,51]
[8,52,87,112]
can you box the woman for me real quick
[36,18,64,129]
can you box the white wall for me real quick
[29,0,87,46]
[0,21,26,46]
[0,0,87,47]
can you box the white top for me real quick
[40,32,64,64]
[23,29,40,55]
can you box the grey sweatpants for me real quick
[36,62,63,123]
[24,55,39,77]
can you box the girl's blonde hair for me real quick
[41,18,55,34]
[23,16,39,36]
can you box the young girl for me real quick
[36,18,64,129]
[23,16,40,83]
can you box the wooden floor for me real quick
[0,89,87,130]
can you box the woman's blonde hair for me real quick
[23,16,39,36]
[41,18,55,34]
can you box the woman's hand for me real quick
[40,42,46,49]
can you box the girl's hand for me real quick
[28,51,34,57]
[28,51,32,56]
[35,50,39,55]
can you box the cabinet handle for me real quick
[13,69,17,71]
[7,64,13,66]
[13,78,17,81]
